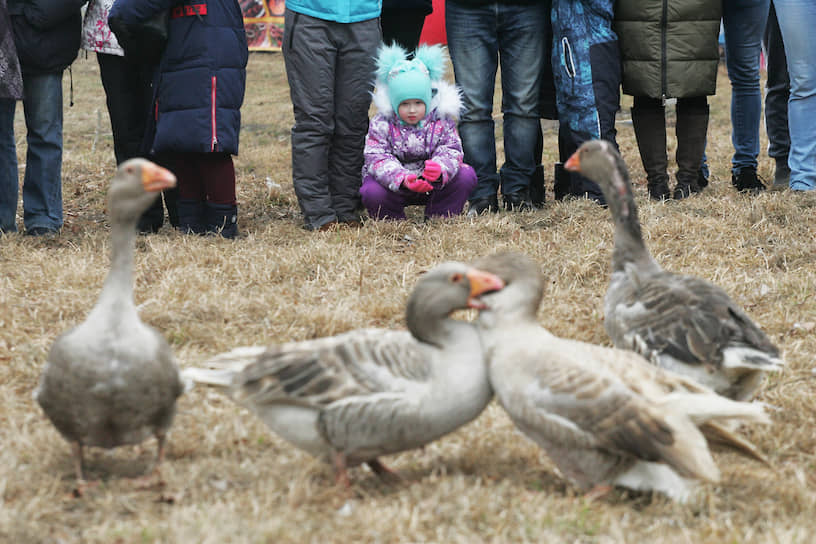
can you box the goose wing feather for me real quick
[224,328,432,410]
[609,270,781,369]
[492,332,719,482]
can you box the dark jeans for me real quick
[446,1,547,201]
[723,0,769,173]
[0,71,64,233]
[763,2,790,162]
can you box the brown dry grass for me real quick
[1,53,815,543]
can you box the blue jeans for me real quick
[722,0,769,174]
[774,0,816,190]
[445,1,547,201]
[0,72,64,233]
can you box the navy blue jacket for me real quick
[8,0,85,75]
[109,0,248,155]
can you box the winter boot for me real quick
[177,199,206,234]
[553,162,571,201]
[631,105,671,200]
[771,157,790,191]
[164,186,179,228]
[674,105,709,199]
[137,197,165,234]
[529,164,546,207]
[205,202,238,239]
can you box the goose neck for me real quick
[95,219,137,315]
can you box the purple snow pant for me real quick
[360,165,477,220]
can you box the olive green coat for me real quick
[614,0,722,98]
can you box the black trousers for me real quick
[96,52,153,165]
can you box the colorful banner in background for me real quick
[241,0,285,51]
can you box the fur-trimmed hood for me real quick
[371,79,462,121]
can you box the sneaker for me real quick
[731,167,766,193]
[25,226,59,237]
[466,195,499,217]
[647,179,671,201]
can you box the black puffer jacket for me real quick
[614,0,721,98]
[8,0,85,75]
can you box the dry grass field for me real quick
[1,52,815,543]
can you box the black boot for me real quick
[137,197,164,234]
[529,164,546,207]
[674,104,709,199]
[177,199,206,234]
[553,162,571,201]
[205,202,238,238]
[631,105,671,200]
[164,186,179,228]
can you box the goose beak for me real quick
[564,151,580,173]
[142,162,177,192]
[466,269,505,309]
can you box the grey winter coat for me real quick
[614,0,722,98]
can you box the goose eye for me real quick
[450,272,464,283]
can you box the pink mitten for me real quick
[421,160,442,182]
[403,173,434,193]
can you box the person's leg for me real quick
[764,1,791,188]
[359,175,409,220]
[674,96,709,199]
[200,152,238,238]
[283,9,339,230]
[722,0,769,189]
[158,152,207,234]
[425,164,478,218]
[21,71,64,233]
[446,1,499,211]
[97,53,153,165]
[496,2,546,207]
[0,98,19,233]
[774,0,816,191]
[329,17,380,224]
[380,8,427,51]
[631,96,670,200]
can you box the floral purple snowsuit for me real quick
[360,80,476,219]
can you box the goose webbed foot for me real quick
[582,484,613,502]
[131,434,169,490]
[331,450,351,489]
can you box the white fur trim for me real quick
[371,79,463,121]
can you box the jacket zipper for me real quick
[211,75,218,151]
[661,0,667,99]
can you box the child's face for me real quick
[398,99,426,125]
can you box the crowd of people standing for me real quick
[0,0,812,237]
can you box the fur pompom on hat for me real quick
[376,43,447,115]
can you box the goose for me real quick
[472,251,770,503]
[181,262,505,486]
[564,140,783,400]
[35,158,184,491]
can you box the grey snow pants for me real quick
[282,9,380,230]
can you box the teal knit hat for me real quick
[376,43,447,115]
[386,59,432,113]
